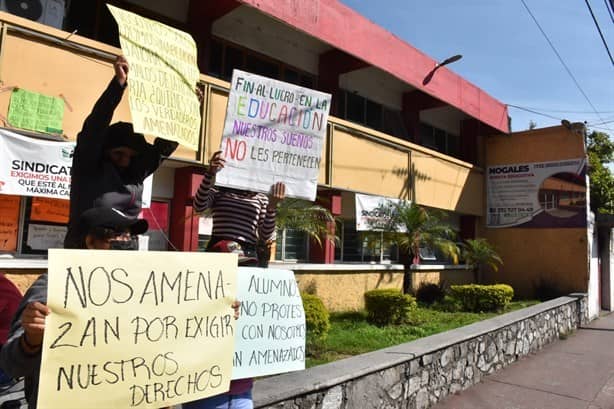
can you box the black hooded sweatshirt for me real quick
[64,78,178,248]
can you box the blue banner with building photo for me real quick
[487,158,588,228]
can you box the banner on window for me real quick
[486,158,587,228]
[215,70,331,201]
[0,129,73,199]
[355,193,405,232]
[0,129,152,207]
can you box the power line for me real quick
[605,0,614,23]
[585,0,614,66]
[507,104,614,114]
[508,104,563,121]
[519,0,613,133]
[588,119,614,126]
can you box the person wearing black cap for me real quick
[0,207,148,409]
[64,55,179,248]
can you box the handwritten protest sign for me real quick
[26,224,66,250]
[233,267,305,379]
[216,70,331,201]
[108,5,201,150]
[30,197,70,224]
[0,195,20,252]
[8,88,64,134]
[39,250,238,409]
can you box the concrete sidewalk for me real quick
[433,312,614,409]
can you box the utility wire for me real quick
[588,119,614,126]
[585,0,614,66]
[605,0,614,24]
[508,105,614,114]
[508,104,563,121]
[519,0,613,133]
[509,104,614,131]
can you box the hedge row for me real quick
[364,289,417,326]
[449,284,514,312]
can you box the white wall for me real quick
[212,6,330,74]
[600,228,614,311]
[588,215,600,319]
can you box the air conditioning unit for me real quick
[0,0,65,30]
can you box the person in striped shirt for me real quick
[189,150,285,409]
[194,150,285,261]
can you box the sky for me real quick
[340,0,614,134]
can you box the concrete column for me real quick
[460,118,479,165]
[402,90,445,144]
[309,191,342,263]
[187,0,241,73]
[169,167,204,251]
[318,50,367,116]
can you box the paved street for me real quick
[434,312,614,409]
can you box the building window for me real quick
[209,38,316,87]
[0,196,70,256]
[338,90,408,139]
[346,92,365,124]
[275,228,308,261]
[335,219,399,263]
[140,201,171,251]
[419,122,461,159]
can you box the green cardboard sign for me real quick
[8,89,64,134]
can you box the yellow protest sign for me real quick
[38,250,238,409]
[108,5,201,150]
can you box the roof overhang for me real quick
[235,0,510,134]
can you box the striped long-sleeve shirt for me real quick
[193,173,277,245]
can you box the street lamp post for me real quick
[422,54,463,85]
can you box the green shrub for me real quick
[431,295,462,312]
[449,284,514,312]
[302,293,331,344]
[364,289,417,326]
[415,282,446,305]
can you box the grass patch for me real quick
[306,300,539,367]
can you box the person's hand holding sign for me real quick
[232,300,241,320]
[114,55,129,87]
[20,301,50,353]
[267,182,286,210]
[207,150,226,175]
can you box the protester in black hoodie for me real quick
[64,55,179,248]
[1,207,149,409]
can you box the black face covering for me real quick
[109,238,139,250]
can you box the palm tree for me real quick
[460,238,503,283]
[382,201,459,292]
[275,198,337,246]
[258,198,338,266]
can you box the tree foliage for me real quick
[587,130,614,214]
[460,238,503,273]
[274,198,338,247]
[382,201,459,265]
